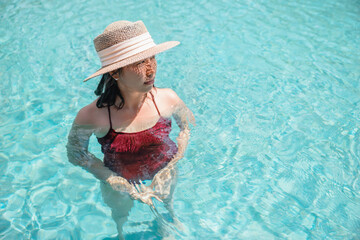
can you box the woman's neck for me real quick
[117,90,149,114]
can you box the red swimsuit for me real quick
[97,92,178,183]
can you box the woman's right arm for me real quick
[66,106,137,195]
[66,121,114,182]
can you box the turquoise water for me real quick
[1,0,359,239]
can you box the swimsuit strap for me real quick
[107,105,113,129]
[149,91,161,117]
[107,92,160,130]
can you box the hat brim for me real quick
[83,41,180,82]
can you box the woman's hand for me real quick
[132,181,163,208]
[150,165,177,200]
[106,175,137,193]
[106,176,162,208]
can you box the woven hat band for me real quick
[97,32,156,67]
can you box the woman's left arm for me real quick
[168,96,195,167]
[149,89,195,197]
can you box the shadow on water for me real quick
[102,212,183,240]
[102,231,158,240]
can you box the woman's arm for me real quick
[66,107,136,195]
[66,122,114,182]
[168,97,195,167]
[150,89,195,195]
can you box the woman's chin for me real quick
[144,84,154,91]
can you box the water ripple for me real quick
[1,0,359,238]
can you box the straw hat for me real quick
[84,20,180,82]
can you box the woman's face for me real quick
[111,56,157,92]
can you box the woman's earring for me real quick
[110,73,118,81]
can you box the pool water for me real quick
[1,0,359,239]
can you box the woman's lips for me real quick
[144,79,154,85]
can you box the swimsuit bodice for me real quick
[96,92,178,183]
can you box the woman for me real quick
[66,20,195,238]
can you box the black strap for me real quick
[107,105,112,129]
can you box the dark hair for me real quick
[95,69,124,110]
[94,68,156,110]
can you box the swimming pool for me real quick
[1,0,359,239]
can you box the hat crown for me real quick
[84,19,180,82]
[94,20,148,52]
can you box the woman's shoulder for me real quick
[152,87,184,118]
[154,87,182,106]
[74,98,105,126]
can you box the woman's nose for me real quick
[146,68,154,77]
[146,62,155,74]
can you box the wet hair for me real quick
[95,69,124,110]
[94,68,156,110]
